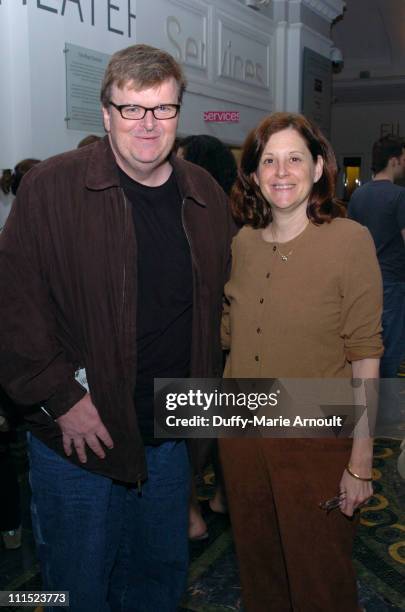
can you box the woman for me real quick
[219,113,383,611]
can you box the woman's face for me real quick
[253,127,323,214]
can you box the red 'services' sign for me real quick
[203,111,240,123]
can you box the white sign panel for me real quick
[65,43,110,132]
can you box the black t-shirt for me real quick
[348,180,405,282]
[119,167,193,443]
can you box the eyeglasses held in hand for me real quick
[109,102,181,120]
[319,491,346,514]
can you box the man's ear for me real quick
[387,155,398,170]
[102,105,111,133]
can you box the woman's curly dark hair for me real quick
[232,112,345,228]
[178,135,237,196]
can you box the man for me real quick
[0,44,233,611]
[348,135,405,379]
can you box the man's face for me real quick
[102,77,180,184]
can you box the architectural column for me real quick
[273,0,345,112]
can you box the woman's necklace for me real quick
[274,243,293,262]
[269,221,308,262]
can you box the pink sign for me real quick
[204,111,240,123]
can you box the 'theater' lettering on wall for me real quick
[0,0,136,38]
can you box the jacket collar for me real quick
[169,153,207,207]
[85,136,121,190]
[85,136,206,208]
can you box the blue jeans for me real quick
[380,281,405,378]
[28,434,190,612]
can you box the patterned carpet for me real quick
[354,439,405,610]
[1,439,404,611]
[181,438,405,612]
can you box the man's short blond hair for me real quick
[100,44,187,107]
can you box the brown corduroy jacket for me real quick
[0,137,234,483]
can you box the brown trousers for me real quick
[219,438,360,612]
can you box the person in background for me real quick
[220,112,383,611]
[348,135,405,379]
[77,134,101,148]
[177,134,237,196]
[0,44,233,612]
[0,160,40,549]
[0,170,12,196]
[0,159,41,197]
[177,134,237,540]
[0,388,22,550]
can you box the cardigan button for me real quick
[257,328,261,334]
[259,298,264,304]
[266,272,270,278]
[255,355,259,361]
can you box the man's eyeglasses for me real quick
[109,102,181,120]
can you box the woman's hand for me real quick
[339,468,373,517]
[338,358,378,516]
